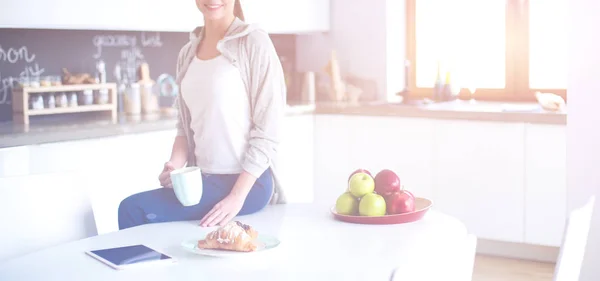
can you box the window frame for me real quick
[405,0,567,102]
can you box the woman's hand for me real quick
[158,161,175,188]
[199,193,246,227]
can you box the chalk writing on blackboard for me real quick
[92,32,163,59]
[0,45,45,105]
[141,32,163,48]
[92,35,137,59]
[0,45,36,64]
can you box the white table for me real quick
[0,204,469,281]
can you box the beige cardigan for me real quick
[173,18,287,204]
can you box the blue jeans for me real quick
[118,169,274,230]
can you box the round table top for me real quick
[0,203,468,281]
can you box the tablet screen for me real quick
[89,245,172,266]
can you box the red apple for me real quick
[374,169,401,195]
[385,189,416,215]
[348,169,372,182]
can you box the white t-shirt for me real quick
[180,55,251,174]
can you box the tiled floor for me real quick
[473,255,556,281]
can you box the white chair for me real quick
[389,234,478,281]
[0,172,98,262]
[389,196,595,281]
[553,196,595,281]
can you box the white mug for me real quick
[170,167,203,206]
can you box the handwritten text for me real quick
[92,35,137,59]
[0,45,36,64]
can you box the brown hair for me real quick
[234,0,245,21]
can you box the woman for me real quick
[118,0,287,230]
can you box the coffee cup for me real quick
[170,167,203,206]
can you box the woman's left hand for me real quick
[199,193,246,227]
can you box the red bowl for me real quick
[330,197,433,225]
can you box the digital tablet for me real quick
[85,244,176,270]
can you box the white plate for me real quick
[181,234,281,257]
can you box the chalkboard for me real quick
[0,28,190,122]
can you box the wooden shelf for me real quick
[15,84,117,94]
[27,104,114,116]
[12,83,118,125]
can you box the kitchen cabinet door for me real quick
[278,115,315,203]
[524,124,567,247]
[347,116,436,200]
[243,0,330,33]
[0,0,201,32]
[27,139,93,175]
[0,172,97,262]
[0,146,30,178]
[433,120,526,243]
[313,115,353,205]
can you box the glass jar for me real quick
[29,76,40,88]
[69,92,78,107]
[18,77,30,89]
[45,94,56,109]
[94,88,110,104]
[40,76,53,87]
[51,75,63,86]
[30,94,44,110]
[79,90,94,105]
[55,92,68,108]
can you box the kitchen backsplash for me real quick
[0,28,297,122]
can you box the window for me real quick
[406,0,567,102]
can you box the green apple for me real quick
[335,192,359,215]
[348,172,375,198]
[359,193,387,216]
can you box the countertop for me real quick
[0,101,565,149]
[314,100,566,125]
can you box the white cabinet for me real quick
[243,0,331,33]
[524,124,567,247]
[278,115,315,203]
[433,120,526,243]
[0,0,201,32]
[0,172,97,262]
[346,116,435,200]
[0,0,330,33]
[0,146,30,178]
[313,115,354,205]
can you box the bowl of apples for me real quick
[330,169,433,225]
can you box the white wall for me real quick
[295,0,405,101]
[567,0,600,280]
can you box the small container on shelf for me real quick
[45,94,56,109]
[79,90,94,105]
[30,94,44,110]
[29,76,40,88]
[95,88,110,104]
[51,76,63,86]
[68,92,78,107]
[17,77,31,89]
[40,76,53,87]
[55,92,68,108]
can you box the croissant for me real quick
[197,221,259,252]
